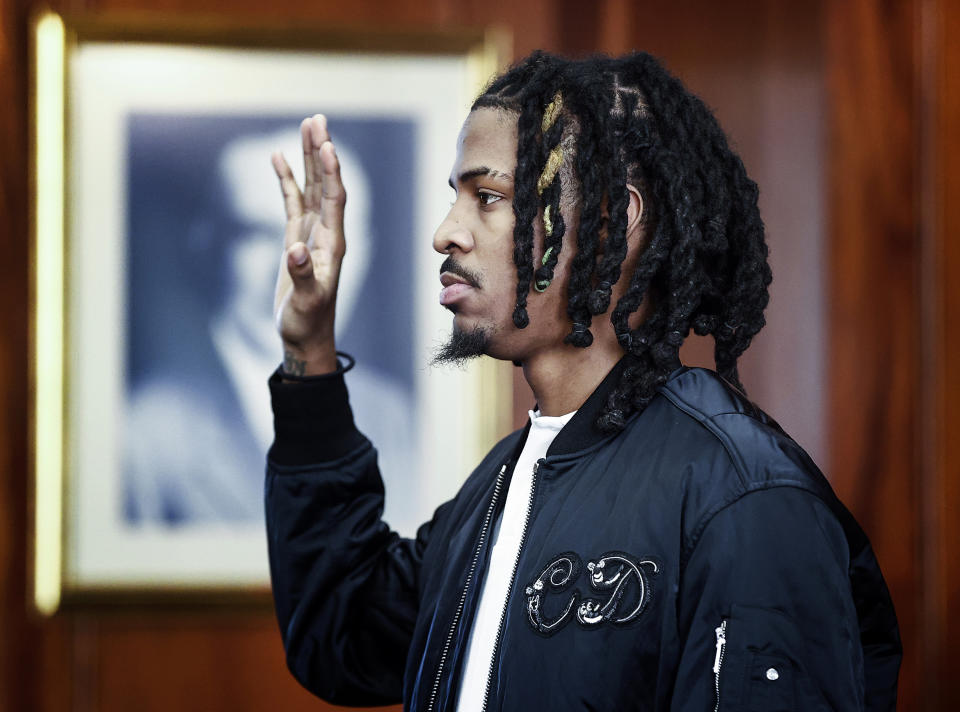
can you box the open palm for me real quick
[271,114,346,374]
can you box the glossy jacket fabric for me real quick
[266,359,901,711]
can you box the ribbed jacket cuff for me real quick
[267,356,366,466]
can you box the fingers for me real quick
[286,241,318,293]
[307,115,329,185]
[318,141,346,236]
[302,114,328,208]
[276,115,345,253]
[272,151,303,221]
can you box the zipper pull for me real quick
[713,621,727,674]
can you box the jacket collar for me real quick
[520,355,684,458]
[543,356,631,457]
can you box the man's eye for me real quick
[478,191,503,207]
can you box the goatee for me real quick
[431,326,491,367]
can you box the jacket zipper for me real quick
[426,463,509,712]
[713,619,727,712]
[479,458,543,712]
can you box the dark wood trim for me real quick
[0,0,42,706]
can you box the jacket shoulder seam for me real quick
[659,382,791,482]
[658,385,752,485]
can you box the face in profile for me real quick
[433,108,578,365]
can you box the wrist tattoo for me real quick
[283,350,307,376]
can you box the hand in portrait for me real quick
[272,114,347,376]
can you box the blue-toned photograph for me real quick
[122,113,418,528]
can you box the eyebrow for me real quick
[448,166,515,189]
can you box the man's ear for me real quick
[596,185,643,250]
[626,184,644,237]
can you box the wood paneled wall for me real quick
[922,0,960,707]
[1,0,956,710]
[826,0,923,706]
[825,0,960,708]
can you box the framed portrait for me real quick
[31,12,512,611]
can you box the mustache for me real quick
[439,256,483,289]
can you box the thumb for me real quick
[286,242,317,291]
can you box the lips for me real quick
[439,272,475,306]
[440,272,469,288]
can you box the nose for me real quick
[432,205,475,255]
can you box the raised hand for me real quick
[271,114,346,376]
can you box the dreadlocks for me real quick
[472,51,772,432]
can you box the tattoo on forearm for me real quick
[283,350,307,377]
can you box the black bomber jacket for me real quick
[265,358,901,711]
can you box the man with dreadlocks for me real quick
[265,52,900,711]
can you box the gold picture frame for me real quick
[30,11,512,613]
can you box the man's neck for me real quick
[521,340,623,417]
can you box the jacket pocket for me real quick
[715,604,830,712]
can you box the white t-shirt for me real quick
[456,408,576,712]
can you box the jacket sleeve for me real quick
[265,364,447,706]
[669,486,878,712]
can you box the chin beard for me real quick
[431,325,491,367]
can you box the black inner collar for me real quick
[544,357,630,457]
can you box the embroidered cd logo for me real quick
[577,554,659,626]
[524,551,659,636]
[525,552,581,634]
